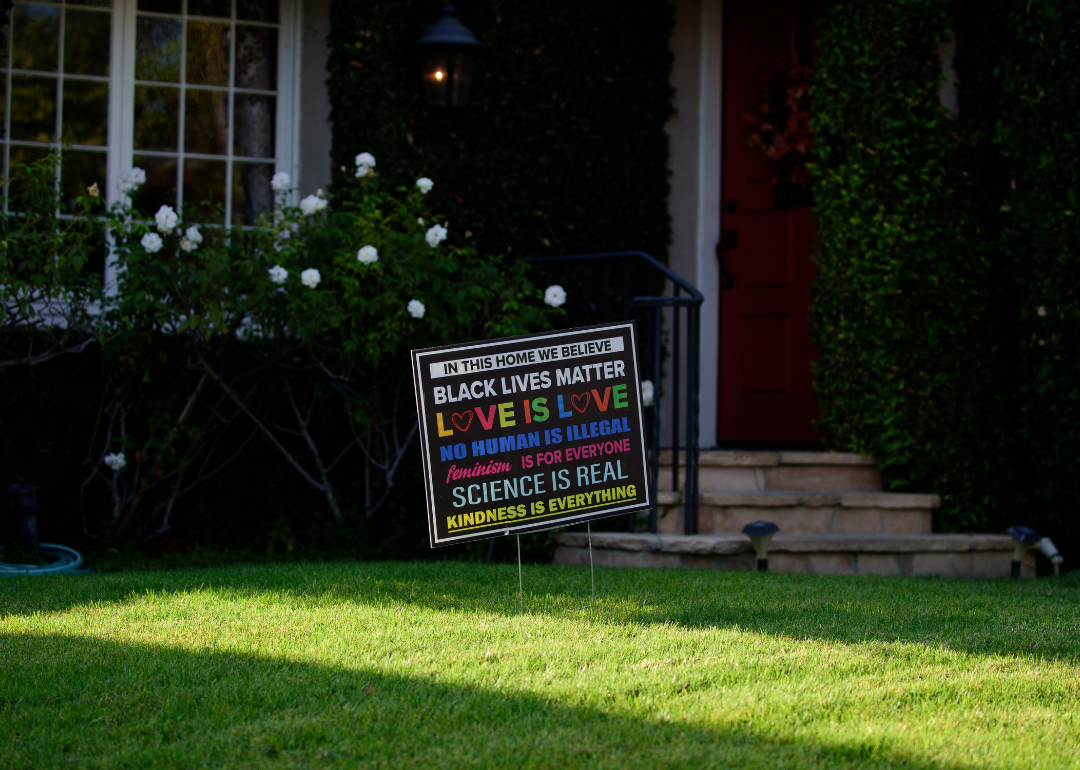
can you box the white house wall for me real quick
[666,0,723,448]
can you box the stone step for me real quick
[653,490,938,535]
[656,450,881,492]
[553,532,1034,579]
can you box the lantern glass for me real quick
[420,52,448,106]
[420,50,477,109]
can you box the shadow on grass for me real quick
[2,561,1078,662]
[1,632,953,770]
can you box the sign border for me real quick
[411,321,652,547]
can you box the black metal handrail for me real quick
[525,251,703,534]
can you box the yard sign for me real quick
[411,322,651,547]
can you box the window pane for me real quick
[188,0,229,18]
[134,85,179,151]
[64,9,111,77]
[237,0,278,24]
[69,0,113,8]
[7,145,52,212]
[60,150,106,213]
[182,158,226,223]
[12,4,60,73]
[233,94,274,158]
[137,0,180,13]
[184,89,228,155]
[61,79,109,146]
[10,75,57,141]
[131,154,177,217]
[232,162,273,225]
[187,21,230,87]
[61,79,108,145]
[136,16,181,82]
[235,26,277,90]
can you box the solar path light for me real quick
[414,5,486,127]
[742,521,780,572]
[1007,525,1042,578]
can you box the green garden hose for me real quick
[0,543,90,576]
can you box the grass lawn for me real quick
[1,561,1078,769]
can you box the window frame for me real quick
[107,0,301,288]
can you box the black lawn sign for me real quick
[411,322,651,548]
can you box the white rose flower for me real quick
[425,224,448,248]
[118,167,146,193]
[141,232,163,253]
[357,245,378,264]
[407,299,426,319]
[179,238,197,253]
[417,217,424,225]
[299,194,328,216]
[544,284,567,308]
[103,452,127,471]
[355,152,376,169]
[184,225,203,245]
[355,165,370,178]
[268,265,288,284]
[301,268,321,288]
[154,205,179,234]
[271,171,291,191]
[416,177,434,194]
[641,380,655,408]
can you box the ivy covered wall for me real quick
[325,0,676,264]
[998,0,1080,552]
[811,0,1079,550]
[811,0,1010,531]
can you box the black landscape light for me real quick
[743,521,780,572]
[413,4,486,127]
[1007,525,1041,579]
[0,483,39,556]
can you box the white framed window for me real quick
[1,0,301,226]
[1,0,114,214]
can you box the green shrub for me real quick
[1,151,553,545]
[0,151,104,368]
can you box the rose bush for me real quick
[75,152,556,536]
[4,147,557,541]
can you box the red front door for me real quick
[718,0,820,442]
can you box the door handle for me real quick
[715,241,735,289]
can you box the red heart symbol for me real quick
[451,411,474,432]
[570,392,591,413]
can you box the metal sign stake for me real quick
[517,535,523,614]
[571,522,596,612]
[589,521,595,606]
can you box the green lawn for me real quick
[1,561,1078,769]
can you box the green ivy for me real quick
[326,0,675,264]
[810,0,1014,531]
[998,0,1080,539]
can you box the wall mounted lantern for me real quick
[414,5,486,127]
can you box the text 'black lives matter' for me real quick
[411,322,651,547]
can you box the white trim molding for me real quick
[666,0,724,448]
